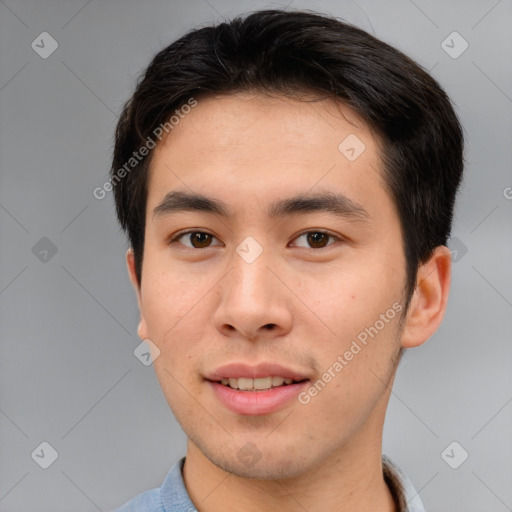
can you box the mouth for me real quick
[205,362,311,415]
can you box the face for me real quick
[130,93,410,479]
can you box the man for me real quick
[111,9,463,512]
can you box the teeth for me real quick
[254,377,272,390]
[272,376,284,387]
[238,377,253,391]
[219,376,299,391]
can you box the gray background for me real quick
[0,0,511,510]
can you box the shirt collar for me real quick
[383,455,426,512]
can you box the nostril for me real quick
[263,323,277,330]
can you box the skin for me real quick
[126,92,452,512]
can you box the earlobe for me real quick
[137,320,149,340]
[400,245,452,349]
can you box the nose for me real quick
[212,248,293,341]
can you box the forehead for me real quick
[147,92,388,213]
[154,92,378,156]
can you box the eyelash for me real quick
[168,230,342,249]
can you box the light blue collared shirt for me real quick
[112,455,425,512]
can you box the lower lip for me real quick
[208,380,309,415]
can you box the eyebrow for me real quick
[153,190,370,222]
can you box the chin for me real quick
[197,438,314,480]
[218,455,308,480]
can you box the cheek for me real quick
[140,270,208,369]
[297,257,404,389]
[141,258,212,325]
[297,312,402,437]
[298,259,402,339]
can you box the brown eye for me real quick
[189,232,213,248]
[291,231,339,249]
[171,231,220,249]
[306,232,330,248]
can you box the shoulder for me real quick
[111,487,163,512]
[110,457,193,512]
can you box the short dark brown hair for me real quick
[111,9,464,304]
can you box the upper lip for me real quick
[205,362,311,381]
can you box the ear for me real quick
[400,245,452,348]
[126,248,149,340]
